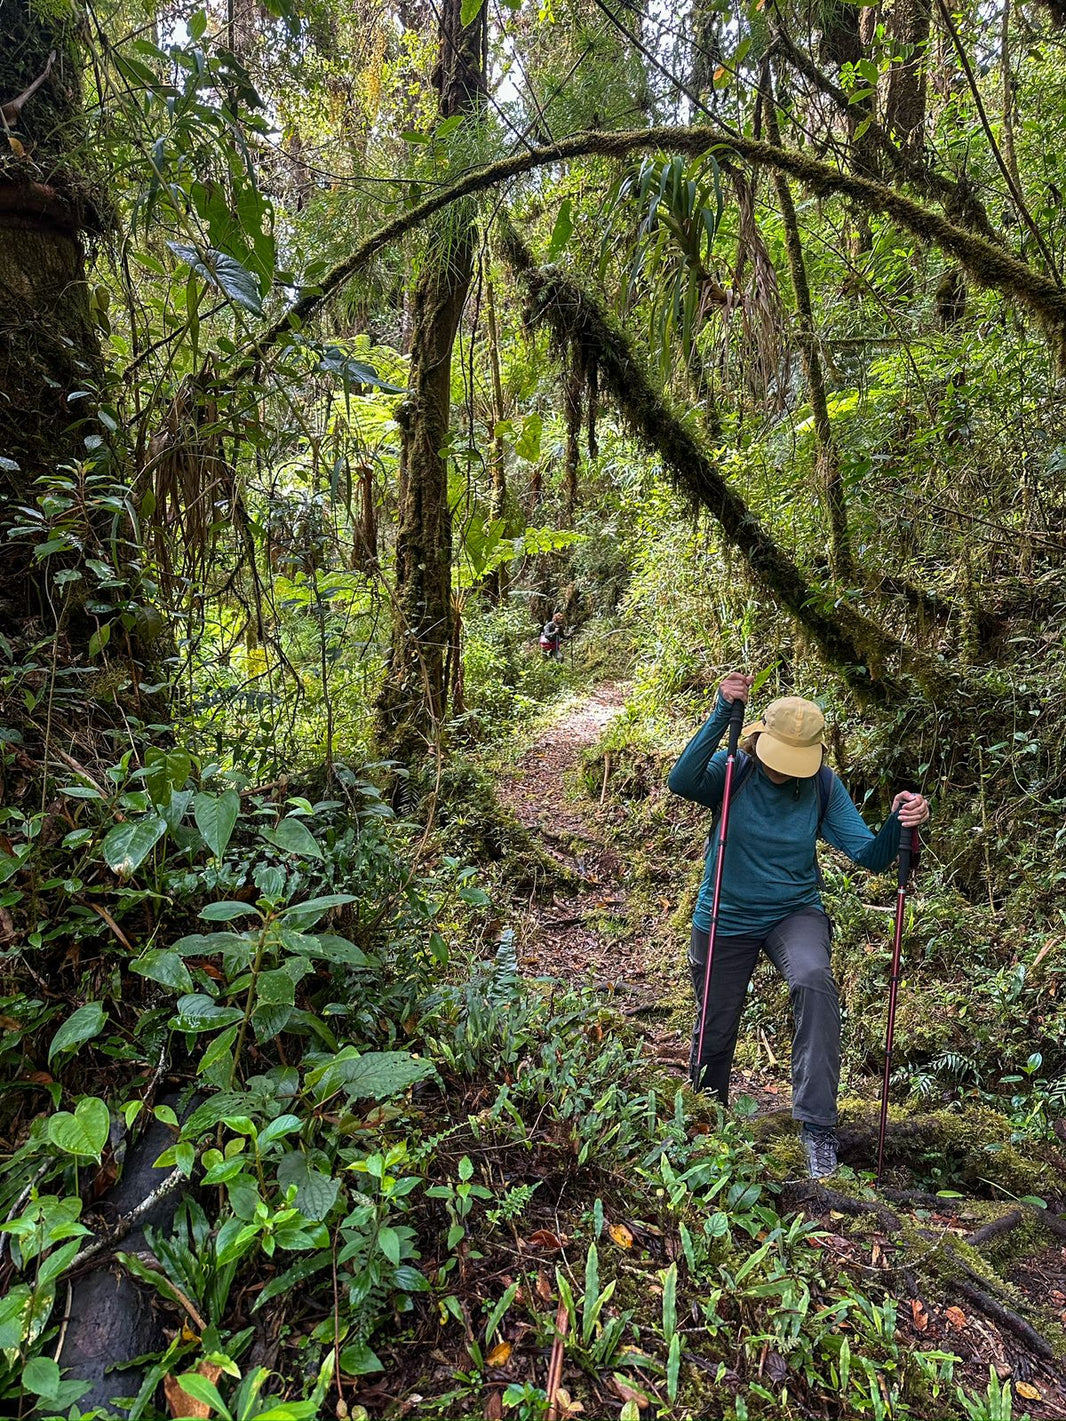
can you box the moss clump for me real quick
[423,757,574,898]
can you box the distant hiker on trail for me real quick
[668,671,930,1180]
[540,611,566,661]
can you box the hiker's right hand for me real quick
[720,672,753,705]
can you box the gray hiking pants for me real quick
[688,908,839,1128]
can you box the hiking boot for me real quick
[801,1124,838,1179]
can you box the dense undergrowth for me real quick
[5,518,1066,1417]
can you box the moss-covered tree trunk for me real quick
[0,0,103,611]
[884,0,932,158]
[377,0,484,761]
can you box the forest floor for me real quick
[492,684,1066,1419]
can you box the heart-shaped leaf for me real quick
[167,241,264,315]
[102,816,166,875]
[261,817,322,860]
[193,789,241,859]
[48,1096,110,1159]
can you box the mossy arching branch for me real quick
[247,125,1066,368]
[499,221,946,704]
[760,68,854,584]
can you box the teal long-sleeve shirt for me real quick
[668,694,902,936]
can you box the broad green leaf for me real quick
[102,815,166,875]
[193,789,241,858]
[23,1355,61,1398]
[338,1342,383,1376]
[144,748,191,807]
[47,1097,110,1160]
[48,1002,106,1064]
[172,931,249,956]
[276,1152,340,1220]
[316,346,404,393]
[515,412,543,462]
[182,1091,253,1139]
[174,993,245,1032]
[460,0,485,22]
[308,1049,434,1103]
[378,1225,400,1265]
[258,1114,302,1148]
[256,968,295,1005]
[174,1372,230,1417]
[167,241,264,316]
[261,817,323,860]
[279,893,356,918]
[301,933,372,967]
[548,197,574,258]
[252,1001,293,1040]
[131,949,194,993]
[200,900,260,922]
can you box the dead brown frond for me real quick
[140,366,236,595]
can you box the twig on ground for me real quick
[67,1166,185,1276]
[545,1295,570,1421]
[955,1277,1056,1358]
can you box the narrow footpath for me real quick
[496,683,758,1088]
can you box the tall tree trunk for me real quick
[884,0,932,157]
[1000,0,1020,190]
[484,277,508,601]
[377,0,485,759]
[0,0,104,615]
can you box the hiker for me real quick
[668,672,930,1179]
[539,611,566,661]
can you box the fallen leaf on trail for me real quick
[486,1342,512,1367]
[553,1387,584,1416]
[483,1390,504,1420]
[829,1210,845,1220]
[609,1375,650,1408]
[536,1270,552,1302]
[871,1243,883,1266]
[911,1298,929,1331]
[608,1223,634,1248]
[1016,1383,1042,1401]
[944,1306,967,1329]
[529,1229,566,1250]
[164,1361,222,1419]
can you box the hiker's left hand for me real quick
[892,792,929,828]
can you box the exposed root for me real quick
[955,1277,1057,1359]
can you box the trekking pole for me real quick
[876,826,921,1186]
[693,696,746,1090]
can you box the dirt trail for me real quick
[497,682,696,1074]
[497,684,793,1096]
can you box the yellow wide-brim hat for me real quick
[743,696,827,779]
